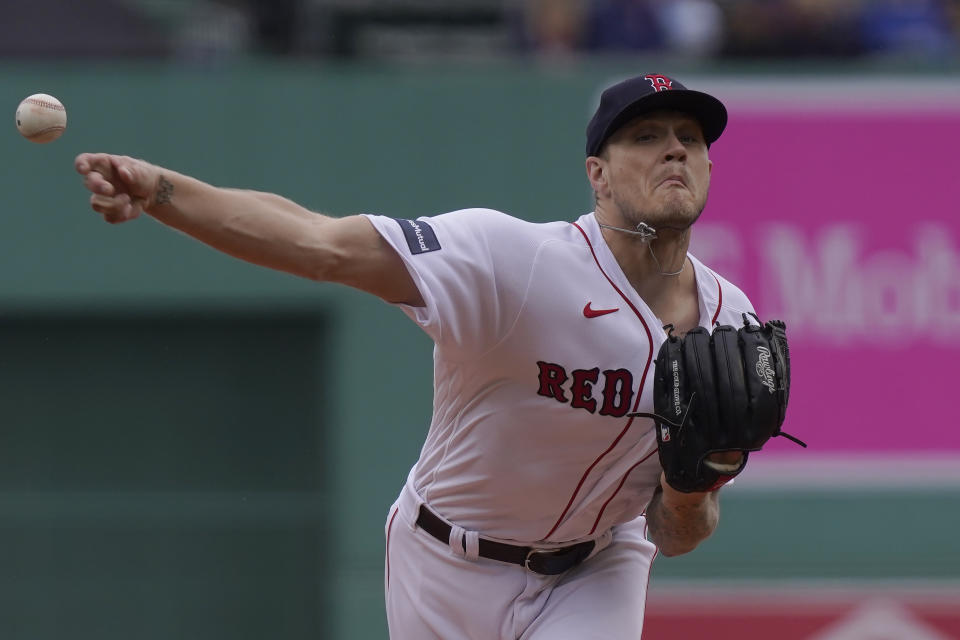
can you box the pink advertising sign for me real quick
[685,82,960,462]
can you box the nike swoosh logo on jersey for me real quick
[583,302,619,318]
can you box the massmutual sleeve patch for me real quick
[393,218,441,255]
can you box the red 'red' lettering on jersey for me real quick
[598,369,634,417]
[537,362,635,417]
[536,361,569,402]
[570,368,600,413]
[645,74,674,92]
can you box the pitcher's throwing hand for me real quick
[75,154,162,224]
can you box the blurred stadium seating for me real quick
[2,0,958,61]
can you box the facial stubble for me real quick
[615,187,708,235]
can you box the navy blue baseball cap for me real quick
[586,74,728,157]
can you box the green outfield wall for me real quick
[1,61,958,640]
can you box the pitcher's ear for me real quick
[586,156,609,197]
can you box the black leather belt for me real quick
[415,504,595,576]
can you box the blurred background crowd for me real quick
[3,0,959,63]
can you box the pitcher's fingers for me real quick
[108,155,130,182]
[75,153,116,179]
[75,152,111,174]
[90,193,136,221]
[112,193,142,222]
[109,156,154,198]
[75,153,95,174]
[83,171,116,196]
[89,192,119,214]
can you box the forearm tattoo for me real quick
[646,486,718,555]
[155,175,174,205]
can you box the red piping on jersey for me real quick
[588,448,659,534]
[385,506,399,588]
[711,273,723,325]
[541,222,655,540]
[586,275,724,533]
[585,259,723,533]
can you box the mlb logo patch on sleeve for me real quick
[393,218,441,254]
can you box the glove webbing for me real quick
[629,316,808,449]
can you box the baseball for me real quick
[16,93,67,143]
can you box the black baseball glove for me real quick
[630,315,805,493]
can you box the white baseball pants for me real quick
[384,482,657,639]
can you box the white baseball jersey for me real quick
[365,209,757,544]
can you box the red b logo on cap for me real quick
[645,75,674,92]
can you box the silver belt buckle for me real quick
[524,548,556,574]
[524,544,592,576]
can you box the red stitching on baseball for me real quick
[26,126,65,136]
[26,98,65,111]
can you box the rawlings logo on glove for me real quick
[756,346,776,393]
[630,315,806,493]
